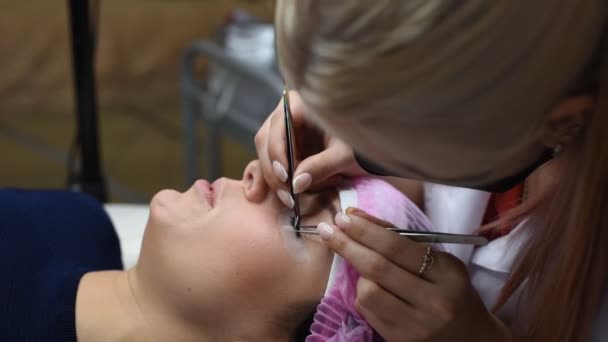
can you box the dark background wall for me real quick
[0,0,274,201]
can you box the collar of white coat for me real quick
[424,183,528,274]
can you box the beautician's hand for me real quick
[254,90,366,204]
[318,208,515,342]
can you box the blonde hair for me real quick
[277,1,605,180]
[276,1,608,340]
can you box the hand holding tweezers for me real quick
[282,89,487,246]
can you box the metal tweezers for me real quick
[284,89,301,230]
[295,225,488,246]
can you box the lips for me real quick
[195,179,215,207]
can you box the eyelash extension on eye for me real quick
[280,210,303,239]
[289,214,302,238]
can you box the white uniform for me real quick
[424,184,606,341]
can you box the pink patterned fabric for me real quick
[307,178,440,342]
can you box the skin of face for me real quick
[134,160,337,338]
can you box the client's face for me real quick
[136,160,336,337]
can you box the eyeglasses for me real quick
[354,149,553,193]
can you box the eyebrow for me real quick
[300,192,338,227]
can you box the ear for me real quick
[541,95,594,149]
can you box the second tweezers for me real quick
[295,225,488,246]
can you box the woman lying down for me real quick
[0,160,438,341]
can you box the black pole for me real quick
[67,0,107,201]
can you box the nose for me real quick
[243,160,267,203]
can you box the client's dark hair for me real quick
[291,307,316,342]
[274,300,319,341]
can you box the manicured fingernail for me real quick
[293,173,312,194]
[335,212,350,229]
[272,161,288,183]
[277,189,294,208]
[345,207,361,215]
[318,222,334,240]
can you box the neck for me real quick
[75,269,208,342]
[525,158,559,201]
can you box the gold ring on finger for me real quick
[418,245,436,277]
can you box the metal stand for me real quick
[67,0,107,201]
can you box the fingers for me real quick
[357,276,464,342]
[255,100,288,192]
[268,102,289,173]
[320,207,494,341]
[292,139,358,194]
[291,148,341,194]
[265,90,309,180]
[355,277,426,342]
[254,89,362,206]
[317,222,434,307]
[344,207,396,228]
[254,90,312,203]
[337,210,447,282]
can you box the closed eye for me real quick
[289,213,302,238]
[287,191,339,239]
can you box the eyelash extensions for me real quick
[290,214,302,238]
[279,210,310,262]
[279,210,303,236]
[282,211,302,239]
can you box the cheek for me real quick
[141,197,332,315]
[217,222,333,300]
[300,240,333,291]
[206,214,291,279]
